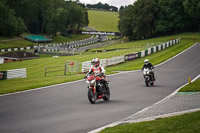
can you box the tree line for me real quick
[86,2,118,12]
[118,0,200,40]
[0,0,88,37]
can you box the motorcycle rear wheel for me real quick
[88,89,97,104]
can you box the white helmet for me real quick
[144,59,149,65]
[91,58,100,67]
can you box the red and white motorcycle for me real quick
[85,74,110,104]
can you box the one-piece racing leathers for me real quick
[87,64,108,93]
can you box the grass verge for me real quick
[179,78,200,92]
[100,111,200,133]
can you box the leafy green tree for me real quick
[66,2,88,30]
[2,0,88,37]
[86,2,118,12]
[118,5,134,40]
[46,8,68,37]
[119,0,159,40]
[111,6,118,12]
[119,6,125,11]
[156,0,188,34]
[0,1,26,36]
[131,0,159,39]
[183,0,200,31]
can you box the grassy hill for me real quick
[88,10,119,32]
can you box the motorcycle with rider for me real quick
[141,59,156,87]
[84,58,110,104]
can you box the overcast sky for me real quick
[79,0,136,8]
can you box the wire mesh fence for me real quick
[44,61,81,77]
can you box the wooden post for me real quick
[64,64,66,76]
[45,65,46,77]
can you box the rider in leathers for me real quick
[141,59,156,81]
[86,58,108,94]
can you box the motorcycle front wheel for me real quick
[88,89,97,104]
[145,77,150,87]
[103,87,110,101]
[151,81,154,86]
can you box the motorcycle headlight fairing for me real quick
[90,79,95,85]
[143,71,149,75]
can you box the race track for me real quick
[0,43,199,133]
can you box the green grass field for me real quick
[0,34,90,49]
[89,33,196,52]
[88,10,119,32]
[100,111,200,133]
[0,33,199,94]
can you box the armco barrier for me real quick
[82,56,125,72]
[82,59,108,72]
[81,38,180,72]
[0,58,4,64]
[100,59,108,67]
[125,53,138,61]
[107,56,125,66]
[7,68,26,79]
[0,36,95,53]
[163,43,166,49]
[153,46,156,53]
[141,50,145,57]
[148,48,151,55]
[82,61,91,72]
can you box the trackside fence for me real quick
[45,65,67,77]
[0,36,95,53]
[45,61,81,77]
[0,68,26,80]
[82,38,180,72]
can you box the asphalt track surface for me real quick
[0,43,200,133]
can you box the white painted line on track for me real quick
[89,108,200,133]
[0,43,198,97]
[89,74,200,133]
[124,108,200,124]
[126,74,200,119]
[0,79,85,97]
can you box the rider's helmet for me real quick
[144,59,149,65]
[91,58,100,67]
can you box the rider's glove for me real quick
[84,76,87,79]
[99,73,103,77]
